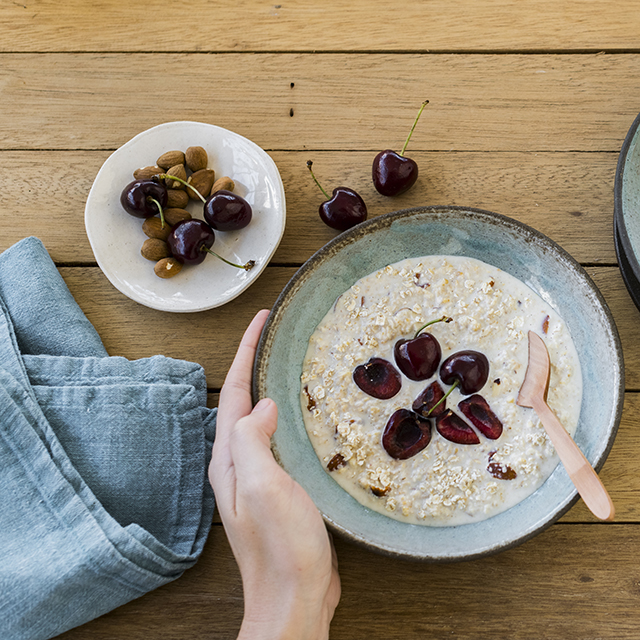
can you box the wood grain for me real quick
[2,1,640,53]
[0,54,637,152]
[56,522,640,640]
[0,150,617,265]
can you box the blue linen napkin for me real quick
[0,238,217,640]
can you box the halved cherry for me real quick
[436,410,480,445]
[412,381,447,418]
[353,358,402,399]
[382,409,432,459]
[458,394,503,439]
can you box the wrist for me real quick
[238,580,331,640]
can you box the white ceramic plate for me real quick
[85,121,286,312]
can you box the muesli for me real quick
[300,255,582,526]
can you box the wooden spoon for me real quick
[517,330,615,521]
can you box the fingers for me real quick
[217,309,270,438]
[229,398,279,480]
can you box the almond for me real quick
[141,238,170,261]
[133,165,162,180]
[142,217,172,241]
[164,208,192,226]
[165,164,187,189]
[210,176,235,194]
[155,257,183,278]
[185,146,208,172]
[157,150,185,170]
[187,168,215,200]
[166,189,189,209]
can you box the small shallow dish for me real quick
[615,111,640,311]
[85,121,286,312]
[254,206,623,562]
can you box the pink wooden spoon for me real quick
[517,330,615,521]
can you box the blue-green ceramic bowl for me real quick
[615,112,640,310]
[253,206,623,562]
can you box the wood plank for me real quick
[57,522,640,640]
[0,150,617,265]
[0,54,637,152]
[59,266,640,388]
[2,1,640,53]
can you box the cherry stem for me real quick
[400,100,429,157]
[148,197,166,228]
[427,379,458,416]
[201,245,255,271]
[414,315,452,339]
[307,161,330,200]
[161,173,206,203]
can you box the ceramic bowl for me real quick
[615,112,640,311]
[85,121,286,313]
[253,206,624,562]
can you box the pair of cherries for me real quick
[352,319,503,460]
[308,101,430,231]
[120,176,254,270]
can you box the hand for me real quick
[209,309,341,640]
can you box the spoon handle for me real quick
[532,398,615,521]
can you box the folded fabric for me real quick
[0,238,217,640]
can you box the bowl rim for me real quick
[253,205,624,561]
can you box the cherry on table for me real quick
[204,190,253,231]
[372,100,429,197]
[436,410,480,445]
[382,409,432,460]
[353,357,401,399]
[458,394,503,440]
[120,179,168,219]
[307,161,367,231]
[440,350,489,395]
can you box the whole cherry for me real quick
[307,161,367,231]
[121,179,168,219]
[204,190,252,231]
[439,350,489,395]
[167,219,255,270]
[382,409,432,460]
[394,315,451,381]
[372,100,429,197]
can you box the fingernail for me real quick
[253,398,272,412]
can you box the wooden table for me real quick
[3,2,640,638]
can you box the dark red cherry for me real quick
[204,190,252,231]
[307,161,367,231]
[382,409,432,459]
[372,100,428,197]
[440,350,489,395]
[319,187,367,231]
[394,333,441,381]
[412,381,447,418]
[436,410,480,445]
[120,180,168,218]
[372,150,419,197]
[458,394,503,440]
[353,358,401,399]
[167,219,214,265]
